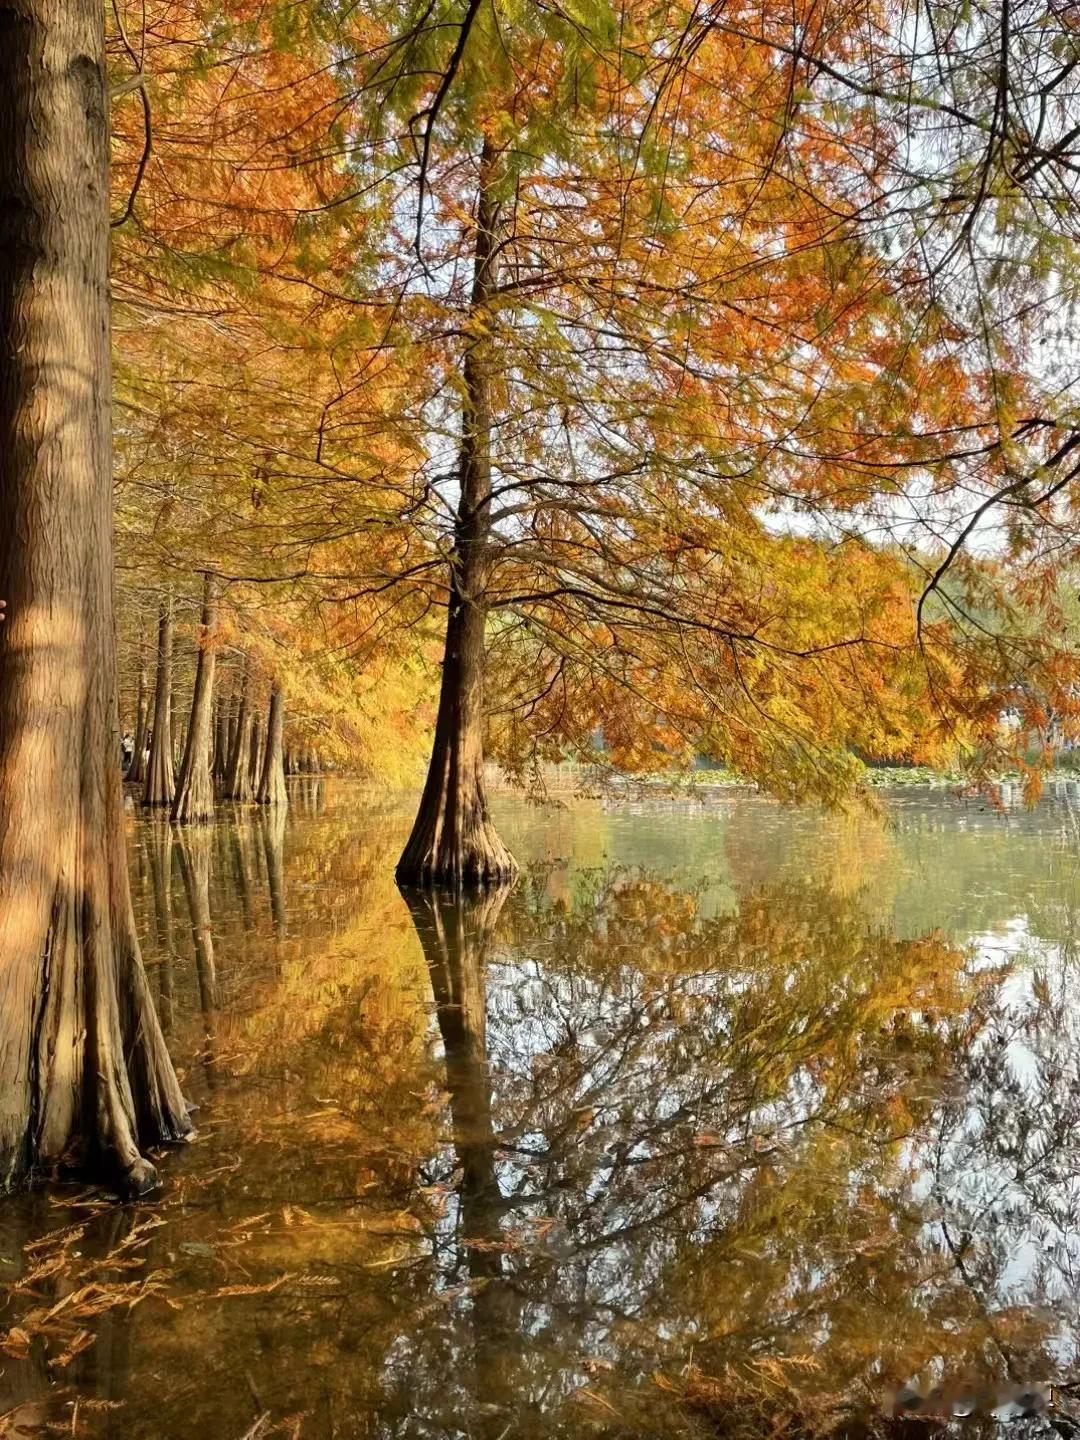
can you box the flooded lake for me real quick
[4,781,1080,1438]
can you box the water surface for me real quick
[4,782,1080,1438]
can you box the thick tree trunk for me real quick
[256,684,288,808]
[142,595,175,808]
[127,643,147,782]
[0,0,190,1191]
[223,662,253,801]
[397,140,516,890]
[172,573,219,824]
[397,576,514,887]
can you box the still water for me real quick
[4,782,1080,1438]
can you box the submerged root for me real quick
[4,902,192,1198]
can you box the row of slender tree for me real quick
[127,579,291,822]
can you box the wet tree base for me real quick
[395,830,518,890]
[36,1132,191,1201]
[395,857,519,889]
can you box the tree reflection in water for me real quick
[2,794,1080,1440]
[392,867,1065,1439]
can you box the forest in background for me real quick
[105,0,1080,835]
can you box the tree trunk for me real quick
[397,139,516,889]
[172,573,219,824]
[0,0,190,1192]
[256,684,288,808]
[223,662,253,801]
[247,710,263,794]
[127,642,147,782]
[226,688,240,772]
[142,595,175,808]
[211,692,229,786]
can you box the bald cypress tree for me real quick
[0,0,190,1192]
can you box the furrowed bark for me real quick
[0,0,190,1192]
[397,139,516,890]
[142,594,175,808]
[172,572,219,824]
